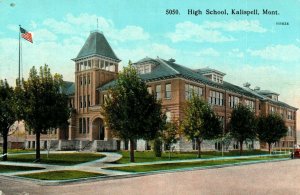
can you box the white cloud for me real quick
[203,20,267,33]
[43,13,149,42]
[168,21,235,43]
[43,18,74,34]
[114,26,149,42]
[248,44,300,62]
[32,29,57,42]
[195,48,220,57]
[228,48,244,58]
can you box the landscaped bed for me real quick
[107,155,289,172]
[8,153,105,165]
[18,170,105,180]
[116,150,271,164]
[0,165,44,173]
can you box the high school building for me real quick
[25,31,297,151]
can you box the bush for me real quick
[153,139,162,157]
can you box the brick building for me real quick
[25,31,297,152]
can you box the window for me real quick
[209,90,224,106]
[100,60,104,69]
[287,111,292,120]
[156,85,161,100]
[147,86,152,94]
[88,76,91,84]
[79,118,82,133]
[80,96,83,108]
[245,100,255,110]
[185,84,203,100]
[84,77,87,85]
[83,96,86,108]
[80,77,83,86]
[166,111,171,122]
[165,83,171,99]
[219,116,225,130]
[87,118,90,134]
[229,95,239,108]
[83,118,86,134]
[105,61,109,70]
[144,65,150,73]
[270,106,275,113]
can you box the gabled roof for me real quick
[62,81,75,95]
[73,31,120,62]
[97,57,297,110]
[99,57,256,98]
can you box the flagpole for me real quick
[18,25,21,85]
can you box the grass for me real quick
[107,155,289,173]
[0,165,44,173]
[18,170,105,180]
[7,153,105,165]
[116,150,271,164]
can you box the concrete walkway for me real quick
[0,152,290,183]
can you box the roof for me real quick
[257,90,280,96]
[98,57,297,110]
[62,81,75,95]
[73,31,120,62]
[195,67,226,76]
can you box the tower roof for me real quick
[73,31,120,62]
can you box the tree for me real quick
[257,114,287,154]
[0,80,16,161]
[229,104,257,155]
[161,120,180,159]
[101,62,166,162]
[182,93,223,158]
[21,65,70,162]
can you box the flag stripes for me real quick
[20,27,33,43]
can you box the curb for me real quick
[3,157,291,186]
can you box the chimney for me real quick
[243,82,251,88]
[168,58,175,63]
[254,86,260,91]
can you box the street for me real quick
[1,159,300,195]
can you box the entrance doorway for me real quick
[92,118,105,140]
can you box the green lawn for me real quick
[0,165,44,173]
[107,155,289,172]
[18,170,105,180]
[116,150,271,164]
[7,153,105,165]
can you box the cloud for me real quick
[32,29,57,42]
[228,48,244,58]
[167,20,266,43]
[168,21,235,43]
[43,13,149,42]
[203,20,267,33]
[195,48,220,57]
[248,44,300,62]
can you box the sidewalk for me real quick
[0,152,290,184]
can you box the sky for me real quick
[0,0,300,127]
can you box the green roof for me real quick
[62,81,75,95]
[73,31,120,62]
[98,57,297,110]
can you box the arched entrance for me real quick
[92,118,105,140]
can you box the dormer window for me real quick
[195,68,225,84]
[137,64,152,74]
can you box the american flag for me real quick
[20,27,33,43]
